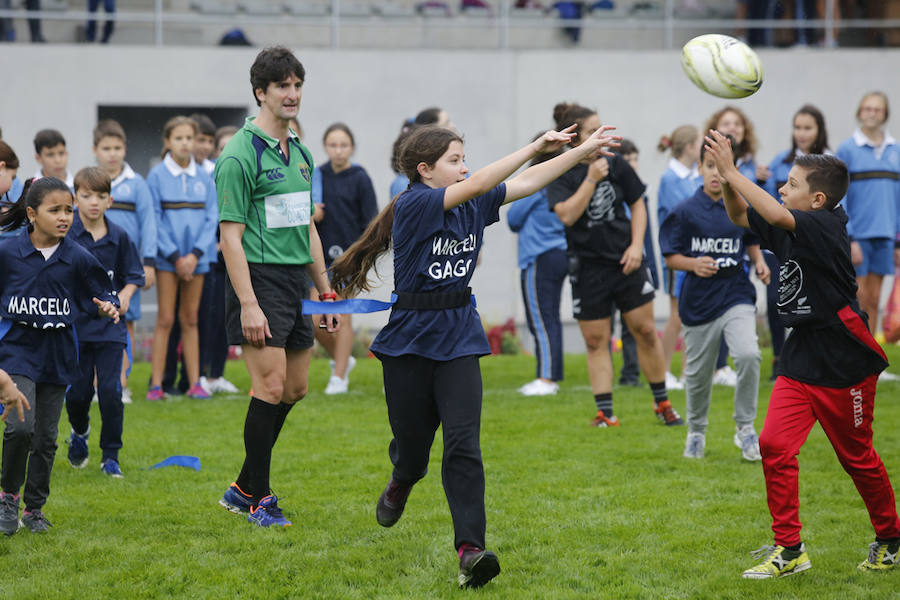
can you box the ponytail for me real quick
[330,196,398,297]
[658,125,699,158]
[0,177,71,233]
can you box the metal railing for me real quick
[0,0,897,48]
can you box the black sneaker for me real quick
[0,491,21,536]
[21,509,51,533]
[458,547,501,588]
[376,477,412,527]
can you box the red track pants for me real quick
[760,306,900,546]
[761,375,900,545]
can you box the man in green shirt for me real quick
[215,46,338,528]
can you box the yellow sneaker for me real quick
[742,544,811,579]
[858,540,900,571]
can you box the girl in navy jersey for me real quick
[330,123,620,589]
[660,137,769,461]
[146,116,219,401]
[836,92,900,335]
[703,106,766,386]
[762,105,830,379]
[0,177,119,535]
[547,102,682,427]
[310,123,378,395]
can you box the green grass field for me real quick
[5,348,900,599]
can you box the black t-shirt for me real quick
[747,206,887,387]
[546,154,646,263]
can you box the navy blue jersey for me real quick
[659,188,758,326]
[747,205,887,386]
[68,213,145,343]
[314,163,378,267]
[369,182,505,360]
[0,234,119,385]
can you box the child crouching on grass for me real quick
[0,177,119,535]
[64,167,144,478]
[705,129,900,578]
[330,123,621,589]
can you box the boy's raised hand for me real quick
[585,125,622,157]
[704,130,736,175]
[533,124,578,154]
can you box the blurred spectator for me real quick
[26,0,44,42]
[219,27,251,46]
[86,0,116,43]
[553,1,585,43]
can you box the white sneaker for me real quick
[665,371,685,391]
[517,379,559,396]
[683,432,705,459]
[121,388,133,405]
[713,365,738,387]
[208,377,239,394]
[198,376,212,395]
[329,356,357,380]
[878,371,900,382]
[734,425,762,461]
[92,392,98,404]
[324,375,348,395]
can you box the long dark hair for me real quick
[785,104,829,163]
[0,177,72,233]
[331,126,463,297]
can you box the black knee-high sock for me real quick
[649,380,667,407]
[271,402,295,447]
[234,397,279,504]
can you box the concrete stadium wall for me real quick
[3,45,898,351]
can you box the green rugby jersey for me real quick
[215,117,316,265]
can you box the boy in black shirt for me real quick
[705,130,900,578]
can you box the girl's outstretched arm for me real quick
[504,126,621,204]
[443,125,579,210]
[705,130,795,231]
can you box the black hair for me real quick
[0,177,71,233]
[189,113,217,137]
[700,133,737,164]
[785,104,829,163]
[614,139,639,157]
[250,46,305,107]
[323,122,355,147]
[33,129,66,154]
[794,154,849,210]
[414,107,444,125]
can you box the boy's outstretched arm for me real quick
[705,130,796,231]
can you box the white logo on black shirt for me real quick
[778,260,804,307]
[586,182,616,225]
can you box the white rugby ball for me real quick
[681,34,763,99]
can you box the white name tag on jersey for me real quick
[264,191,311,229]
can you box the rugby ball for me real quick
[681,34,763,99]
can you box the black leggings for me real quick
[380,354,485,550]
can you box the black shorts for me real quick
[225,263,314,350]
[569,257,655,321]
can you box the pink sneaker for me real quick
[187,383,211,399]
[146,386,165,401]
